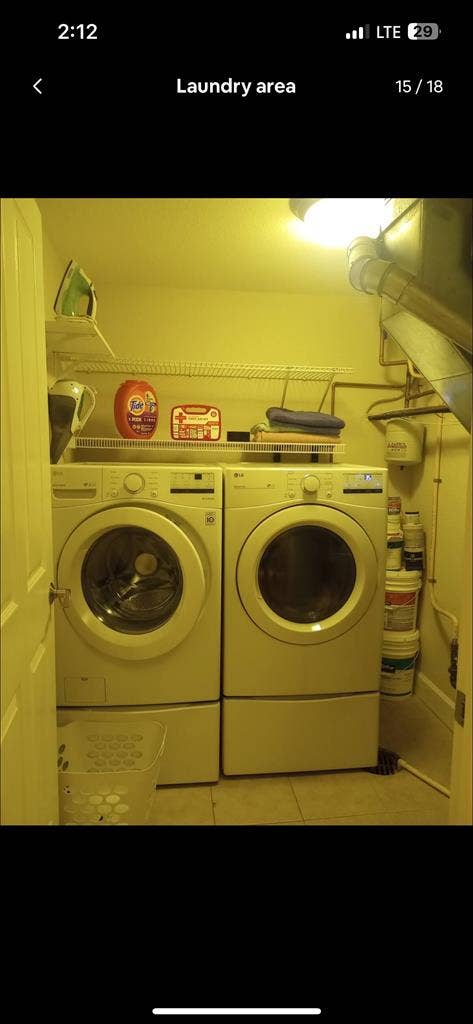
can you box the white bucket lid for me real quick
[386,568,422,582]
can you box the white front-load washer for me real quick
[52,463,222,784]
[222,464,387,775]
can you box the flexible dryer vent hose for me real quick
[347,236,472,351]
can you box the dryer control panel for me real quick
[342,472,384,494]
[224,465,386,508]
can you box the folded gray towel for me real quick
[267,407,345,429]
[267,421,341,436]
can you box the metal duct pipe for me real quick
[348,236,472,352]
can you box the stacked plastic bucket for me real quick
[381,498,424,699]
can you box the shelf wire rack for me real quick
[72,437,346,455]
[55,357,353,381]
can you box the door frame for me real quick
[449,450,472,824]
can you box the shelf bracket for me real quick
[318,374,335,413]
[280,369,291,409]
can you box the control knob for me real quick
[123,472,145,494]
[301,474,320,494]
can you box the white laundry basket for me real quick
[57,719,166,825]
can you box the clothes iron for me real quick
[48,380,96,464]
[54,259,97,319]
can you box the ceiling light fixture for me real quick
[289,197,385,248]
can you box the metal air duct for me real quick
[347,199,472,432]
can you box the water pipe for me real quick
[427,413,460,684]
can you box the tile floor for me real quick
[150,695,453,826]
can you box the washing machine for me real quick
[52,463,222,784]
[222,464,387,775]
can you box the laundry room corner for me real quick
[1,197,471,826]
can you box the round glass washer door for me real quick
[236,504,378,645]
[57,507,206,660]
[81,527,183,635]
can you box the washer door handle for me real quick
[49,582,71,607]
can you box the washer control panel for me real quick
[103,467,160,499]
[300,474,320,494]
[51,465,102,502]
[103,467,217,501]
[124,472,145,493]
[170,471,215,494]
[51,465,223,506]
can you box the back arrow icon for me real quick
[33,78,42,94]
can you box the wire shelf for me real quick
[72,437,346,455]
[46,320,115,358]
[57,357,353,381]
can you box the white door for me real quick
[449,453,472,824]
[237,505,378,644]
[57,506,207,659]
[1,198,59,824]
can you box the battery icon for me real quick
[408,23,440,39]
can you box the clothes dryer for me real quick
[222,464,387,775]
[52,463,222,784]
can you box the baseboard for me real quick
[415,671,455,731]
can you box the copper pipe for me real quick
[368,404,449,421]
[330,381,406,417]
[379,324,407,367]
[410,388,435,400]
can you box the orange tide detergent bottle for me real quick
[114,380,158,438]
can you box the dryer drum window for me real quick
[258,526,357,624]
[81,527,183,634]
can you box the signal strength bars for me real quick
[346,25,370,39]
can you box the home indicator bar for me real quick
[153,1012,323,1017]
